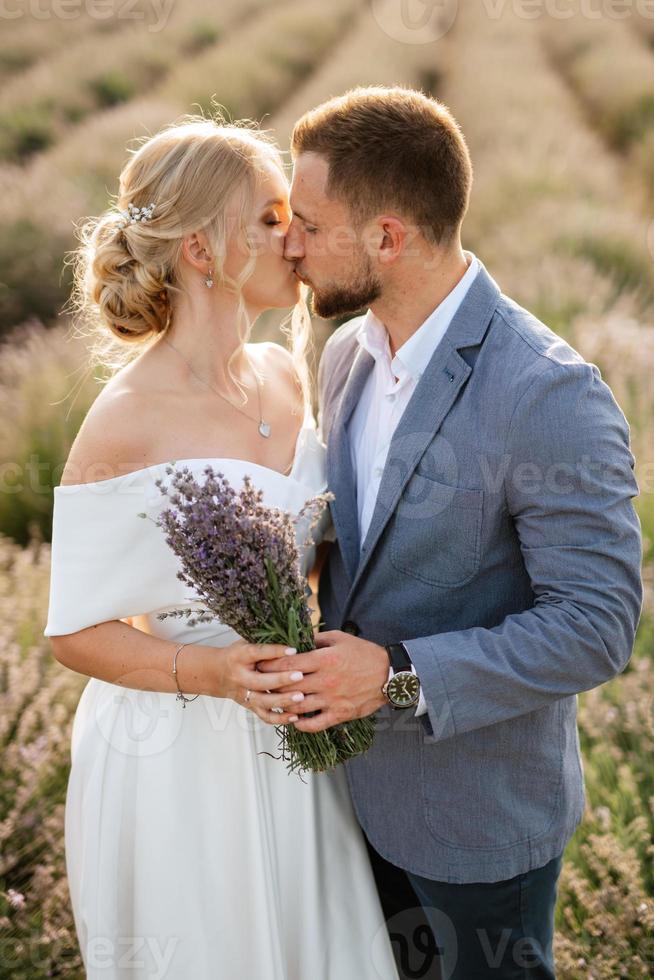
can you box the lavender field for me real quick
[0,1,653,976]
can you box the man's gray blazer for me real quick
[317,254,643,884]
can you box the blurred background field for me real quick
[0,0,653,976]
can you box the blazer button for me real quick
[341,620,360,636]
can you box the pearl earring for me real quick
[204,268,214,289]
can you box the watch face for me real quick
[387,670,420,707]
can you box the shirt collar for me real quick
[356,250,480,383]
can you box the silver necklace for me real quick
[161,336,271,438]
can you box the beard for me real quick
[308,261,382,319]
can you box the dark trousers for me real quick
[365,835,563,980]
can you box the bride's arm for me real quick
[50,621,225,697]
[48,622,306,724]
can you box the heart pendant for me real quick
[259,421,271,438]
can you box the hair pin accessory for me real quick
[117,202,156,229]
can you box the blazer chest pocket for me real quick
[389,474,483,587]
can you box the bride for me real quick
[43,115,398,979]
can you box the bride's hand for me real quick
[219,639,307,726]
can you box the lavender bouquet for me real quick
[139,463,376,776]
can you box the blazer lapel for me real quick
[343,259,502,608]
[325,344,374,583]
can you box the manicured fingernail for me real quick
[288,715,299,722]
[292,693,305,702]
[290,671,303,681]
[285,647,297,655]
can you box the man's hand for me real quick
[255,629,389,732]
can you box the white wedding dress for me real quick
[43,406,398,980]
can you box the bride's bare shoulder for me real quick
[58,369,156,486]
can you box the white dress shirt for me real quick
[347,250,480,716]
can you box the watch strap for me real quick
[385,642,412,674]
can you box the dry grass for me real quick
[0,532,86,978]
[0,0,271,163]
[541,12,654,199]
[0,320,102,545]
[269,0,439,146]
[153,0,358,120]
[0,0,154,84]
[630,7,654,45]
[435,2,654,318]
[554,611,654,977]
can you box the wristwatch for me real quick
[382,642,421,709]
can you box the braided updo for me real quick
[81,210,173,344]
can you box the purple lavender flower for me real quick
[141,465,375,775]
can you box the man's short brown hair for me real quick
[291,85,473,247]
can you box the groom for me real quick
[263,86,643,978]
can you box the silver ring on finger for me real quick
[244,689,254,703]
[271,706,284,714]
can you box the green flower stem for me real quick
[247,559,377,776]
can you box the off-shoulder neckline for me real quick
[55,417,318,491]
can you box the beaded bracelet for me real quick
[172,642,200,707]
